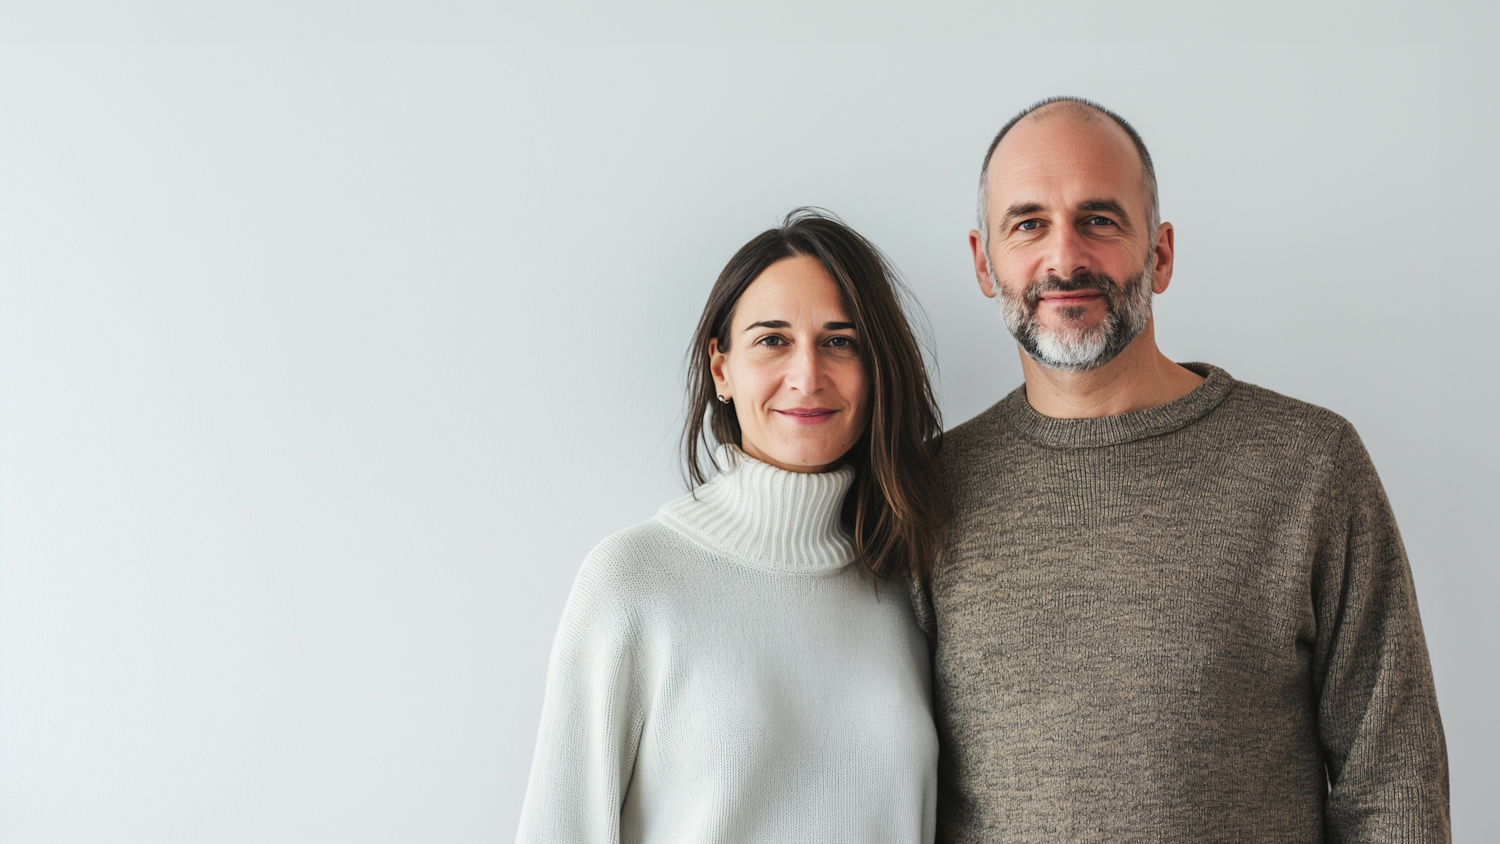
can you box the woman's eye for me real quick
[827,336,855,348]
[1018,220,1039,231]
[757,335,787,347]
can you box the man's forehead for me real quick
[988,112,1144,198]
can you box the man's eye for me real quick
[1018,220,1040,231]
[1087,216,1113,226]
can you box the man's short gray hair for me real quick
[977,97,1159,251]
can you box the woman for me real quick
[516,209,947,842]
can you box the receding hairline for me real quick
[1024,98,1111,125]
[981,97,1150,182]
[977,96,1160,236]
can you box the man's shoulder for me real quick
[937,390,1021,465]
[932,372,1362,466]
[1214,374,1357,453]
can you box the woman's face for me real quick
[710,255,869,474]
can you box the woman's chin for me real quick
[752,438,856,473]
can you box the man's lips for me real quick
[1040,290,1105,302]
[775,407,840,425]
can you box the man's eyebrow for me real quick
[1001,202,1044,223]
[1078,198,1130,220]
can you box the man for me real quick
[915,97,1449,842]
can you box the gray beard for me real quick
[994,258,1154,373]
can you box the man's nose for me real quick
[1043,224,1091,280]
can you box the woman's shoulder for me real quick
[570,512,711,597]
[553,515,715,647]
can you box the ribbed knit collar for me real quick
[1000,362,1235,449]
[657,447,856,575]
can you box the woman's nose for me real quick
[784,344,823,393]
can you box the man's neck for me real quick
[1018,323,1205,419]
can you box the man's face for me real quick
[998,251,1154,373]
[974,112,1167,372]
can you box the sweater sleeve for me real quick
[516,551,646,844]
[1311,424,1449,843]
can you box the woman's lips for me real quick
[775,408,839,425]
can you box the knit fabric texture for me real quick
[517,447,938,843]
[913,363,1449,843]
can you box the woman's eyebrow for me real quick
[744,319,856,332]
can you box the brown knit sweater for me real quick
[913,363,1449,843]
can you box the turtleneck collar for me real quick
[656,446,856,575]
[1000,362,1236,449]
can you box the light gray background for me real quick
[1,2,1495,841]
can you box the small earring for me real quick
[717,395,730,404]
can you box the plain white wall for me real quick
[1,2,1494,841]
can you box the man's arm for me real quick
[1312,424,1449,842]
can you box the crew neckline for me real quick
[656,447,856,575]
[999,362,1235,449]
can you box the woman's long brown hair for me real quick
[682,209,947,584]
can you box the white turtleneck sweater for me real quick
[516,450,938,843]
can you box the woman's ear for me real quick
[709,338,731,400]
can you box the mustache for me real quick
[1021,272,1122,310]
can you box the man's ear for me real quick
[1151,222,1175,294]
[709,338,730,399]
[970,230,997,298]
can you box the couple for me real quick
[517,98,1450,842]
